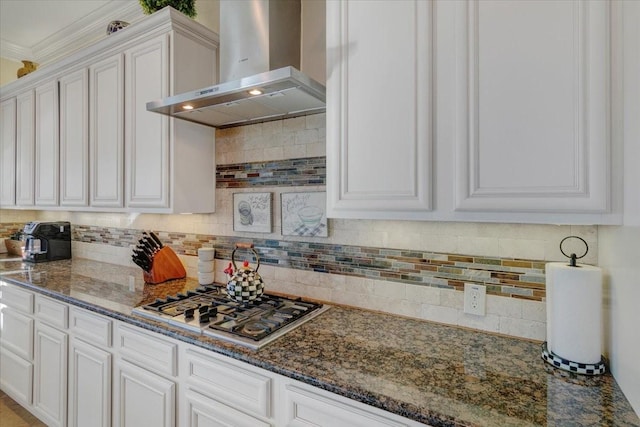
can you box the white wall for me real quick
[599,0,640,415]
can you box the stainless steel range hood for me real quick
[146,0,325,129]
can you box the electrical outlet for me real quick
[464,283,486,316]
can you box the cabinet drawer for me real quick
[185,390,271,427]
[117,324,177,376]
[284,383,412,427]
[0,283,34,313]
[35,294,68,329]
[69,307,112,348]
[0,307,34,360]
[0,346,33,406]
[184,348,272,418]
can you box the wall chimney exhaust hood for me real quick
[146,0,325,129]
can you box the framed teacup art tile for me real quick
[281,192,328,237]
[233,192,272,233]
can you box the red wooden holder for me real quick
[143,246,187,284]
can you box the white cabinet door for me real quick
[90,54,124,208]
[0,346,33,406]
[124,35,170,209]
[60,68,89,207]
[451,0,611,213]
[68,337,111,427]
[34,80,59,206]
[0,307,34,360]
[326,0,433,220]
[16,90,35,206]
[115,359,175,427]
[0,98,16,207]
[33,321,68,427]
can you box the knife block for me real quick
[143,246,187,284]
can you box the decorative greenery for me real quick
[139,0,197,18]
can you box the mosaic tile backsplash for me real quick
[216,156,325,188]
[1,222,546,302]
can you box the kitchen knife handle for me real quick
[149,232,164,248]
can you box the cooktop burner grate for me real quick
[132,284,329,349]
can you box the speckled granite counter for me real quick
[1,258,638,427]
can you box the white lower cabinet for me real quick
[68,306,113,427]
[115,359,176,427]
[114,324,177,427]
[185,390,271,427]
[69,337,112,427]
[180,346,274,426]
[0,346,33,405]
[1,283,427,427]
[33,321,68,427]
[0,283,35,407]
[282,382,427,427]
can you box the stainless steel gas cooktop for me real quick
[132,284,329,349]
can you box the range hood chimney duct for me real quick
[146,0,325,129]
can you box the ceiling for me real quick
[0,0,144,64]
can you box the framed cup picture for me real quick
[281,192,328,237]
[233,192,272,233]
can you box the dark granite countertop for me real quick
[0,258,638,427]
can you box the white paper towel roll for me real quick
[546,262,602,364]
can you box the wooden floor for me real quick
[0,390,46,427]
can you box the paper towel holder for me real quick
[559,236,588,267]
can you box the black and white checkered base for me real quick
[541,342,606,375]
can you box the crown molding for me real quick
[0,1,145,66]
[34,1,145,65]
[0,39,34,63]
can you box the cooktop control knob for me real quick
[209,306,218,316]
[184,308,195,319]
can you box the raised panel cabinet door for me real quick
[0,98,16,206]
[0,307,34,361]
[115,359,175,427]
[453,0,611,212]
[16,90,35,206]
[34,80,60,206]
[124,34,170,209]
[59,68,89,207]
[326,0,433,220]
[0,346,33,406]
[33,321,68,427]
[90,54,124,207]
[68,337,112,427]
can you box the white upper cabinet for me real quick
[90,54,125,208]
[451,0,611,214]
[0,98,16,207]
[124,35,170,209]
[59,69,89,207]
[16,90,35,206]
[326,0,433,220]
[34,81,60,206]
[327,0,621,224]
[0,8,217,213]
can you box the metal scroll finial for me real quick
[559,236,589,267]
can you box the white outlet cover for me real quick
[464,283,486,316]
